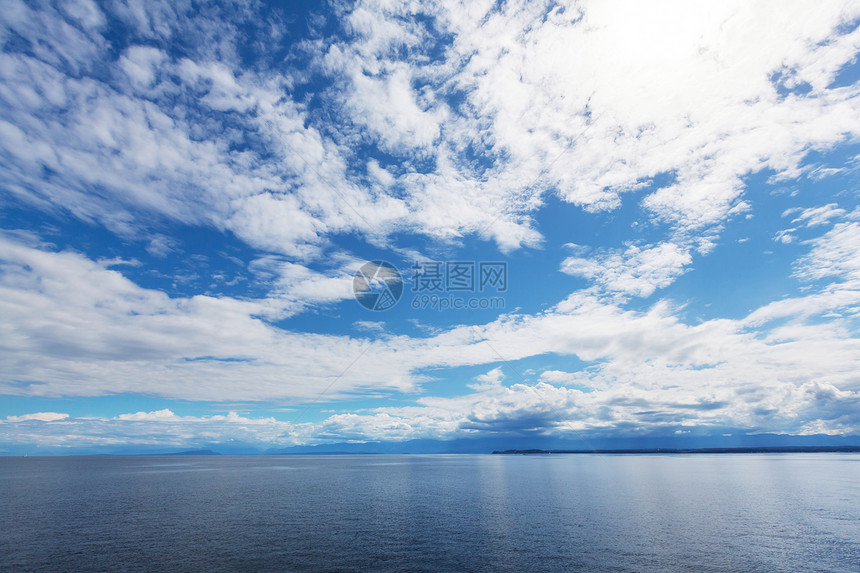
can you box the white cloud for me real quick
[468,366,506,391]
[248,255,358,311]
[118,45,166,89]
[795,221,860,283]
[117,408,177,421]
[2,0,860,447]
[774,228,797,244]
[7,357,860,449]
[353,320,387,333]
[2,212,860,442]
[1,227,857,397]
[61,0,106,32]
[3,0,859,259]
[538,370,583,386]
[0,234,408,401]
[5,412,69,422]
[145,234,178,257]
[560,242,693,297]
[791,203,848,227]
[340,65,444,151]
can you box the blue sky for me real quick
[2,0,860,453]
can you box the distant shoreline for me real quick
[6,445,860,457]
[492,446,860,455]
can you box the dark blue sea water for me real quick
[1,454,858,572]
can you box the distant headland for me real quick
[492,446,860,455]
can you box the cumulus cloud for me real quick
[538,370,585,386]
[117,409,177,421]
[5,368,860,451]
[468,366,506,391]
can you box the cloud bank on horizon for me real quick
[1,0,860,452]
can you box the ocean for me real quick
[1,454,858,572]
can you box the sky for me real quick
[1,0,860,454]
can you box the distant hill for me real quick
[161,449,221,456]
[493,446,860,455]
[3,432,859,456]
[265,433,860,455]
